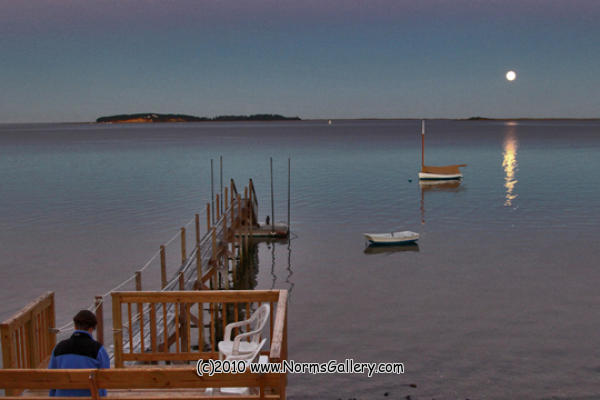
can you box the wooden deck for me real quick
[235,224,289,239]
[1,176,290,399]
[3,366,284,399]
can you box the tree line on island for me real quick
[96,113,301,123]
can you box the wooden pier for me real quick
[1,177,290,399]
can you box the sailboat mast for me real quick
[421,120,425,170]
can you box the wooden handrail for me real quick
[0,367,283,398]
[111,290,287,369]
[1,291,56,370]
[1,291,56,396]
[269,290,288,360]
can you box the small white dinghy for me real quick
[364,231,420,245]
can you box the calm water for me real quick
[1,120,599,399]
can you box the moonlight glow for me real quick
[506,70,517,81]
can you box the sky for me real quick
[0,0,599,122]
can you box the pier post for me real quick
[211,159,214,224]
[230,193,235,227]
[288,157,291,230]
[211,227,217,263]
[220,155,223,212]
[94,296,104,345]
[231,243,237,283]
[244,186,248,224]
[196,241,202,286]
[237,194,242,228]
[206,203,211,231]
[195,214,200,246]
[180,227,186,265]
[216,194,220,220]
[135,271,142,291]
[160,245,167,289]
[270,157,274,232]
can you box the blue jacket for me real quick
[48,330,110,397]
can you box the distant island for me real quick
[96,113,301,123]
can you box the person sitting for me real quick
[48,310,110,397]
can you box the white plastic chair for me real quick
[219,338,268,395]
[218,304,270,360]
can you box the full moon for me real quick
[506,70,517,81]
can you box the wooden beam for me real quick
[0,368,282,389]
[113,290,281,303]
[269,290,288,360]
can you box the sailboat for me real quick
[418,120,466,180]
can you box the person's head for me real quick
[73,310,97,332]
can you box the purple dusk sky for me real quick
[0,0,598,122]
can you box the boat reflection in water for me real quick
[419,179,464,224]
[502,125,519,207]
[364,243,419,254]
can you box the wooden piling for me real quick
[195,214,200,246]
[206,203,211,231]
[230,194,235,227]
[210,159,215,224]
[216,194,220,220]
[180,227,186,265]
[160,245,167,289]
[211,227,217,262]
[94,296,104,345]
[237,193,242,227]
[196,242,202,286]
[270,157,274,231]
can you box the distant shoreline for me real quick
[96,113,301,123]
[1,117,598,125]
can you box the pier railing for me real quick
[0,292,56,396]
[0,367,284,399]
[0,177,290,397]
[111,290,288,367]
[0,292,56,371]
[92,178,259,354]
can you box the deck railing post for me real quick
[94,296,104,345]
[48,292,56,354]
[111,293,123,368]
[0,322,14,369]
[160,245,167,289]
[178,272,189,352]
[24,319,35,367]
[180,227,186,265]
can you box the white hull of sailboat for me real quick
[418,171,462,180]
